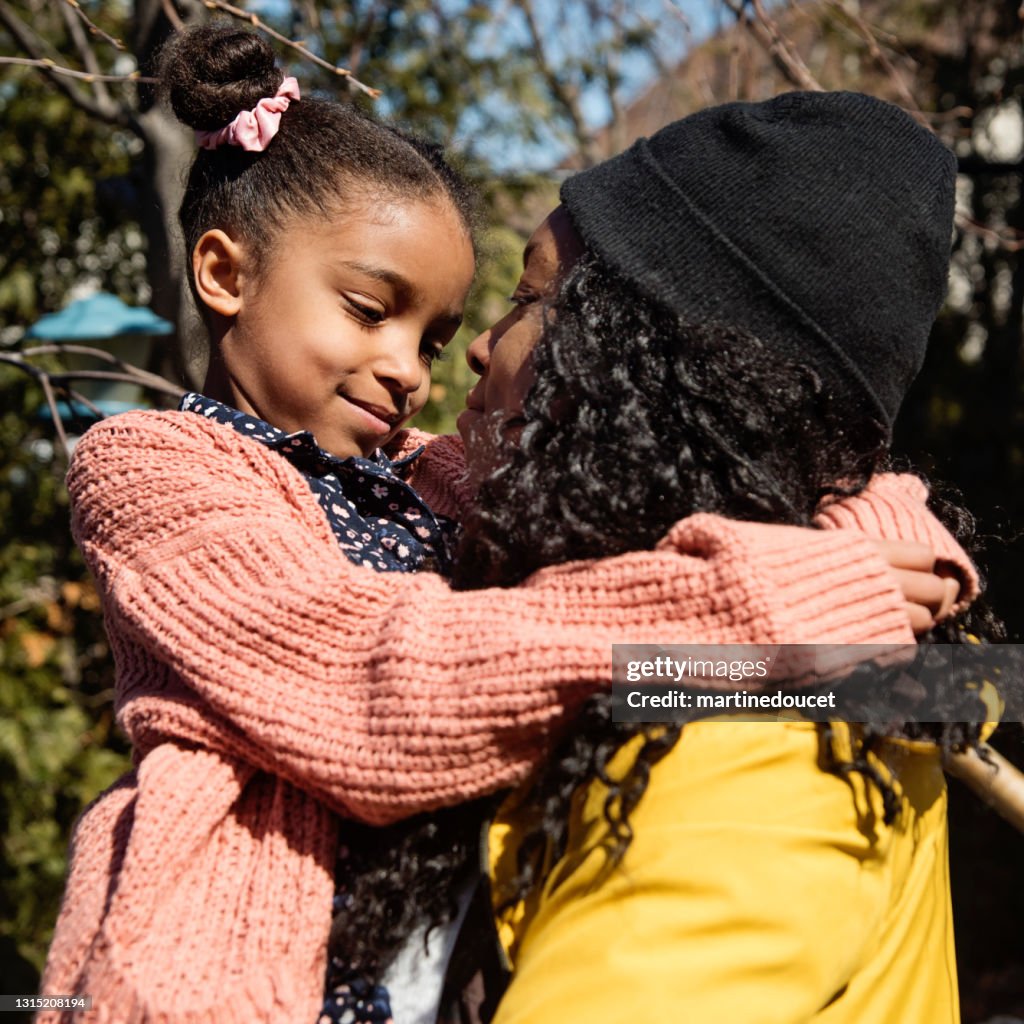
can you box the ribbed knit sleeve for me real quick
[68,412,915,824]
[815,473,979,611]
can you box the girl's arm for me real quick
[71,412,919,824]
[402,429,978,600]
[814,472,979,610]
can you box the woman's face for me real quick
[458,206,583,479]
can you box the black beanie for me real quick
[559,91,957,432]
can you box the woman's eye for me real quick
[421,342,449,366]
[344,298,385,325]
[507,292,538,308]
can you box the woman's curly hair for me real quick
[452,251,1009,906]
[327,798,495,975]
[329,250,1012,970]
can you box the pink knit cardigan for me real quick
[39,411,974,1024]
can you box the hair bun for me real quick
[160,23,284,131]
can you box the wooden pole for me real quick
[945,743,1024,834]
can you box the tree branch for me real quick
[0,56,156,84]
[592,0,628,157]
[956,213,1024,252]
[16,344,186,396]
[0,345,186,460]
[200,0,381,97]
[58,0,114,110]
[158,0,186,32]
[0,1,136,125]
[825,0,925,127]
[57,0,127,52]
[347,0,384,76]
[517,0,595,166]
[721,0,823,92]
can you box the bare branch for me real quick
[728,6,744,100]
[0,56,157,84]
[517,0,595,166]
[0,1,138,125]
[825,0,924,126]
[0,344,186,458]
[57,0,127,51]
[59,386,105,419]
[17,344,186,396]
[159,0,186,32]
[347,0,384,76]
[721,0,823,92]
[38,373,72,458]
[662,0,694,39]
[300,0,321,34]
[956,212,1024,252]
[58,0,114,111]
[49,369,184,396]
[749,0,823,90]
[200,0,381,97]
[663,0,716,106]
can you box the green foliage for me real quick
[0,53,148,327]
[0,366,129,980]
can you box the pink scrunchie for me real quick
[195,77,301,153]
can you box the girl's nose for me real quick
[375,341,423,394]
[466,328,491,376]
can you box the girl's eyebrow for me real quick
[339,259,464,326]
[338,260,414,296]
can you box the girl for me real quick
[41,29,969,1024]
[452,92,1003,1023]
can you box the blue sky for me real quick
[250,0,717,172]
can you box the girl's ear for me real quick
[193,230,247,317]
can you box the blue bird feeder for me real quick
[26,293,174,420]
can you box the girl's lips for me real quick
[341,394,402,435]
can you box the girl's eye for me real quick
[507,292,538,309]
[344,298,385,325]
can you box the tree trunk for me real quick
[132,0,208,389]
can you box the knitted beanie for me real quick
[560,91,957,431]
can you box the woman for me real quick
[449,91,1000,1023]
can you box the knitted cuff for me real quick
[815,473,979,612]
[658,513,912,646]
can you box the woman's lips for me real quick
[456,407,482,440]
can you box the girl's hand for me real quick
[872,538,961,635]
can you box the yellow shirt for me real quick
[489,720,958,1024]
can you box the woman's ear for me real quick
[193,230,247,318]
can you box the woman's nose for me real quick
[466,328,491,376]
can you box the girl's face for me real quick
[458,206,582,479]
[202,198,475,459]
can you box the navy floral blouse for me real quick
[180,393,457,1024]
[180,393,456,576]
